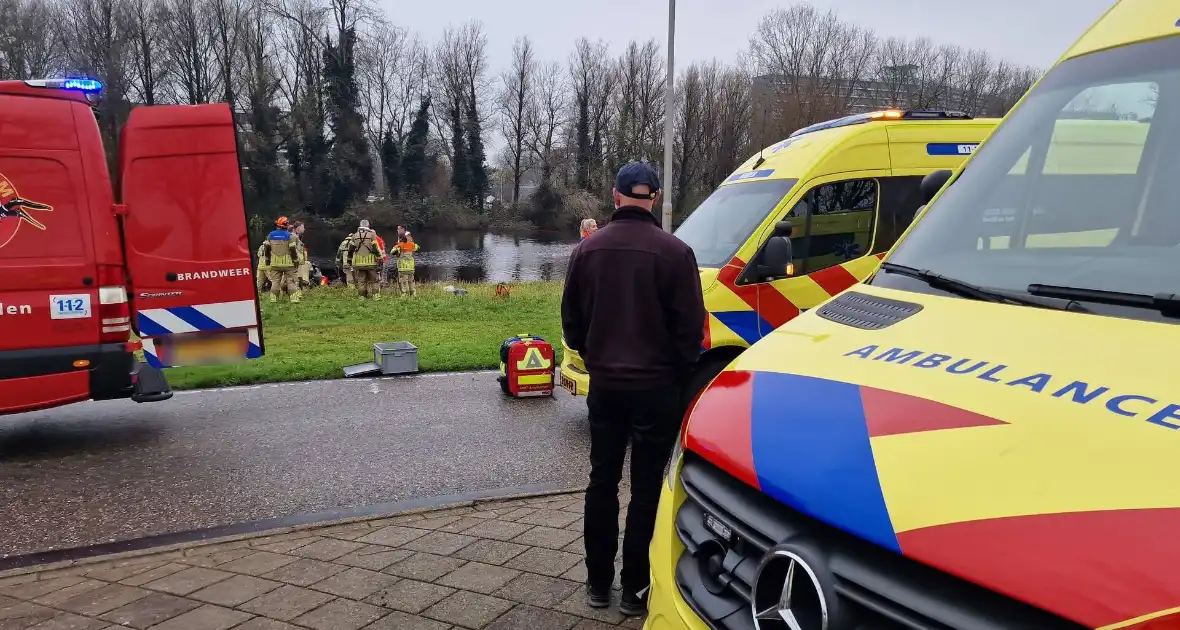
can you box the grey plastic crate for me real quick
[373,341,418,375]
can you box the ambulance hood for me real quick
[684,284,1180,629]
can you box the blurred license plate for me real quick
[561,374,576,395]
[167,332,248,366]
[704,513,733,541]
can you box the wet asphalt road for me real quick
[0,372,592,557]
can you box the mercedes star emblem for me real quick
[751,548,829,630]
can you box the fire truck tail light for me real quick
[97,264,131,343]
[98,286,127,305]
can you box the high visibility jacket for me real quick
[264,229,299,269]
[336,238,351,267]
[294,236,309,264]
[348,228,382,269]
[375,236,389,262]
[397,251,415,272]
[395,241,419,272]
[256,243,270,271]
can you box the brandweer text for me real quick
[178,268,251,281]
[844,345,1180,431]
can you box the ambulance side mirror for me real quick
[921,169,953,204]
[760,221,794,280]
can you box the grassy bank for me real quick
[165,281,564,390]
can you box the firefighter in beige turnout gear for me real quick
[347,220,383,299]
[336,237,354,286]
[263,217,301,303]
[292,221,311,288]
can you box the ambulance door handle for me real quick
[166,273,178,282]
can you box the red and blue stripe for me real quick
[685,371,1009,554]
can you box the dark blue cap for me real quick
[615,161,662,200]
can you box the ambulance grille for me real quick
[672,454,1086,630]
[816,291,922,330]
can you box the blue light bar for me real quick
[23,78,104,93]
[63,78,103,92]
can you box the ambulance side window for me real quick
[873,176,924,254]
[793,179,878,274]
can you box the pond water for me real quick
[301,228,580,283]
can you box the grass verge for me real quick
[165,281,564,390]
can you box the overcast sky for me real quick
[382,0,1116,73]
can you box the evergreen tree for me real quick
[380,128,401,198]
[448,101,470,201]
[464,96,487,211]
[321,28,374,217]
[242,97,283,214]
[575,98,591,190]
[401,95,431,196]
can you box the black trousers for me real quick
[584,382,682,592]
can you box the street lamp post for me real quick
[661,0,676,232]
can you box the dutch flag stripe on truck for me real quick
[137,300,256,336]
[137,300,261,369]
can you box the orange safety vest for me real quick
[375,236,388,262]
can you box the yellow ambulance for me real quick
[648,3,1180,630]
[560,109,999,400]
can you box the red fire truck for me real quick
[0,78,263,415]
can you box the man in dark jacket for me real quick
[561,161,706,616]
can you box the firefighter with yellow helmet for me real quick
[346,219,383,299]
[262,216,301,303]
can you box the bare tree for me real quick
[125,0,165,104]
[61,0,134,170]
[498,36,534,208]
[358,19,408,167]
[208,0,247,108]
[0,0,66,79]
[160,0,218,104]
[951,47,995,114]
[711,67,753,186]
[675,61,753,215]
[431,24,468,161]
[827,25,876,113]
[674,63,708,215]
[873,37,921,109]
[569,37,614,191]
[388,36,427,141]
[749,4,857,138]
[525,60,565,185]
[611,40,664,170]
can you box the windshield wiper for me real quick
[1028,284,1180,318]
[880,263,1089,312]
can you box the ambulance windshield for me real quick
[876,35,1180,322]
[675,178,797,267]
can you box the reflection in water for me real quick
[302,229,578,283]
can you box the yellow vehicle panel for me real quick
[648,4,1180,628]
[1062,1,1179,60]
[561,115,999,396]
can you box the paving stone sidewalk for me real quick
[0,492,648,630]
